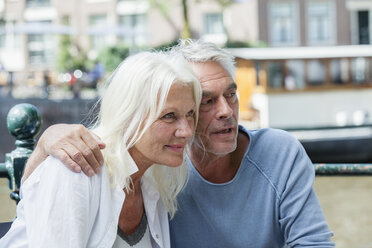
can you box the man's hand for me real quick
[22,124,105,183]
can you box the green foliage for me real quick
[97,43,130,72]
[181,0,192,38]
[224,40,268,48]
[224,40,253,48]
[215,0,234,8]
[153,40,179,51]
[56,35,88,72]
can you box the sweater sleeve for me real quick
[21,156,100,248]
[278,140,335,247]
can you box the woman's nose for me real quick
[175,119,193,139]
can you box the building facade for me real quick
[258,0,372,47]
[0,0,258,85]
[1,0,372,86]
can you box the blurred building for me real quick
[0,0,258,83]
[258,0,372,47]
[1,0,372,87]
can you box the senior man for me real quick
[22,40,334,247]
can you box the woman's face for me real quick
[131,83,196,168]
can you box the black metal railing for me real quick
[0,103,41,203]
[0,104,371,204]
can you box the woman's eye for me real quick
[186,110,195,118]
[162,113,175,120]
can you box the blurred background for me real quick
[0,0,371,247]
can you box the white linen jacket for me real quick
[0,156,170,248]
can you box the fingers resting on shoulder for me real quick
[38,124,105,177]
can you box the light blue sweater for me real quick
[170,127,334,248]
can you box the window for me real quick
[352,57,367,84]
[267,60,305,90]
[203,13,224,35]
[26,0,50,7]
[307,1,335,45]
[119,14,147,47]
[89,15,107,52]
[330,59,348,84]
[0,21,5,48]
[28,34,54,65]
[286,60,305,90]
[269,2,298,46]
[2,21,21,50]
[267,62,283,89]
[307,60,325,85]
[27,21,54,66]
[357,11,370,44]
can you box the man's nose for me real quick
[175,119,193,139]
[216,97,233,119]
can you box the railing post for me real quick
[0,103,41,203]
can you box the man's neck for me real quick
[187,131,250,184]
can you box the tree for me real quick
[56,35,88,72]
[149,0,180,35]
[149,0,192,38]
[150,0,236,40]
[97,43,130,72]
[181,0,191,38]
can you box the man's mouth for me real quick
[212,128,233,134]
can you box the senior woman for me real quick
[0,51,201,248]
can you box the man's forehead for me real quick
[199,71,232,84]
[191,61,232,82]
[201,82,237,97]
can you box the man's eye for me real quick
[201,99,212,105]
[227,92,236,98]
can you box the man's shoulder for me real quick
[239,126,299,152]
[240,126,307,183]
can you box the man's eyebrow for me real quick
[226,83,237,91]
[202,92,213,97]
[202,83,237,97]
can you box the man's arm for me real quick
[279,139,334,247]
[22,124,105,183]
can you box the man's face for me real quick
[191,61,239,156]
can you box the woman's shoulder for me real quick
[22,156,106,193]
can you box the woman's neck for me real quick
[128,146,153,185]
[118,146,153,235]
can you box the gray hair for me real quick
[169,39,236,80]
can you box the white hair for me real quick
[92,51,201,218]
[169,39,236,80]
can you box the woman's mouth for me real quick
[165,144,185,152]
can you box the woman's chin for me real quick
[163,159,184,168]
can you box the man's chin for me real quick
[191,135,237,156]
[205,142,237,156]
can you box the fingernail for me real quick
[96,167,101,174]
[88,169,95,177]
[74,167,81,173]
